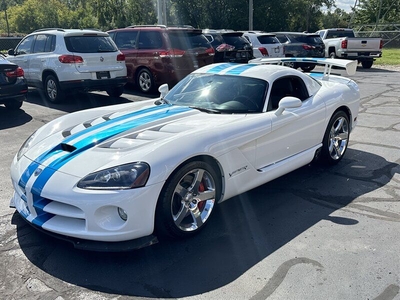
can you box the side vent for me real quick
[60,143,76,152]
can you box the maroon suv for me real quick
[108,25,215,93]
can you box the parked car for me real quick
[202,29,254,63]
[242,31,284,58]
[0,54,27,110]
[108,25,215,93]
[6,28,127,103]
[10,57,360,250]
[271,32,325,71]
[316,28,383,69]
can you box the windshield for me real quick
[164,73,267,113]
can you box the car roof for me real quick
[111,25,202,33]
[193,63,304,82]
[30,28,108,36]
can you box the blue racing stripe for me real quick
[23,105,192,226]
[225,64,258,75]
[206,63,236,74]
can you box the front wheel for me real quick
[320,111,350,165]
[44,75,64,103]
[155,161,221,240]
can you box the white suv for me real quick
[242,31,284,58]
[7,28,127,103]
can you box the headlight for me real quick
[17,131,37,161]
[77,162,150,190]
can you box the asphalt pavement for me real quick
[0,66,399,300]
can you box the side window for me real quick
[114,31,138,49]
[15,35,35,55]
[268,76,309,111]
[33,34,55,53]
[138,31,163,49]
[276,35,288,43]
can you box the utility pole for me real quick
[249,0,253,30]
[157,0,167,25]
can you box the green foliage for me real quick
[0,0,396,35]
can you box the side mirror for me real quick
[158,83,169,98]
[7,49,15,56]
[275,96,302,116]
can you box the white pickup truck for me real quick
[316,28,383,69]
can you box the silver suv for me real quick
[7,28,127,103]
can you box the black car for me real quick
[203,30,254,63]
[272,32,325,71]
[0,54,27,110]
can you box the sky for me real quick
[331,0,356,12]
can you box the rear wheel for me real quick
[4,101,23,110]
[106,86,124,97]
[361,60,373,69]
[320,111,350,165]
[136,68,154,93]
[155,161,220,240]
[44,75,64,103]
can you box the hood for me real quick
[23,102,246,178]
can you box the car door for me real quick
[29,34,55,87]
[7,35,35,81]
[255,76,325,169]
[112,30,138,84]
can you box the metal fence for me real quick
[0,37,22,52]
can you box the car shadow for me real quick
[0,105,32,130]
[25,89,134,113]
[12,148,399,298]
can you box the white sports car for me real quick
[10,57,360,250]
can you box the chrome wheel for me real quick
[321,111,350,164]
[155,161,220,239]
[47,78,57,100]
[171,168,216,232]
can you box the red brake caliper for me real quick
[197,181,206,211]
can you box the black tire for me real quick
[136,68,154,93]
[301,64,315,72]
[106,86,124,97]
[44,75,64,103]
[320,111,350,165]
[361,60,373,69]
[4,101,23,110]
[155,160,221,240]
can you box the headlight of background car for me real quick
[17,131,37,161]
[77,162,150,190]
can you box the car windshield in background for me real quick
[169,32,210,50]
[294,35,323,44]
[164,73,267,113]
[221,34,250,48]
[257,35,280,44]
[64,36,118,53]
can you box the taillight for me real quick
[206,47,215,56]
[302,44,315,50]
[379,39,383,49]
[58,55,84,63]
[117,53,125,61]
[6,67,24,78]
[341,40,348,49]
[259,47,269,56]
[159,49,186,58]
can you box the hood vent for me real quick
[60,143,76,153]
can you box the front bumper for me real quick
[10,155,164,244]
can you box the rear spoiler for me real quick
[249,57,357,79]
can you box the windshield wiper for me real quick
[189,106,221,114]
[154,97,171,105]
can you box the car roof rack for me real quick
[33,28,65,33]
[126,25,167,28]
